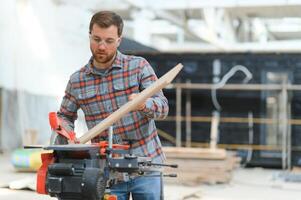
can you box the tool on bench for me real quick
[37,113,177,200]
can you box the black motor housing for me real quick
[45,145,107,200]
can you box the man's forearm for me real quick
[140,95,169,119]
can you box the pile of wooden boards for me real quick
[163,147,241,185]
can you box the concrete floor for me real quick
[1,154,301,200]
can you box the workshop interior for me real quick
[1,1,301,200]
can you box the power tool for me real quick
[35,113,177,200]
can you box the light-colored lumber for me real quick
[166,157,239,171]
[163,147,227,160]
[164,149,241,185]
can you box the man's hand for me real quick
[129,93,146,111]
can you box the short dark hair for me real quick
[89,11,124,37]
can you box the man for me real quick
[57,11,169,200]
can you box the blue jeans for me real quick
[110,174,162,200]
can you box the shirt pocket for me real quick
[77,87,101,114]
[78,87,98,100]
[113,77,139,108]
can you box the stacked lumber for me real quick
[163,147,240,185]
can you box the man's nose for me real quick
[97,42,106,49]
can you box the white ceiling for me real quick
[57,0,301,52]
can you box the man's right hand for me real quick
[128,93,146,111]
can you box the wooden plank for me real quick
[292,166,301,173]
[169,83,301,91]
[164,169,232,185]
[176,86,182,147]
[166,156,240,171]
[178,171,232,184]
[164,153,240,185]
[210,111,220,149]
[163,147,227,160]
[78,63,183,144]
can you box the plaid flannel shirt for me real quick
[58,51,168,163]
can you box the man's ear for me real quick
[117,36,122,47]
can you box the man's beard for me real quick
[93,50,116,65]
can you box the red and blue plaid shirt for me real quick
[58,51,168,163]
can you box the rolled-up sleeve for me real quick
[57,79,79,130]
[138,59,169,119]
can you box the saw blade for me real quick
[49,131,68,145]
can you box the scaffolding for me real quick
[159,83,301,170]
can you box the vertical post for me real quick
[185,80,191,147]
[280,83,288,170]
[246,111,254,163]
[210,111,220,149]
[176,85,182,147]
[285,84,291,170]
[287,107,292,170]
[108,126,113,158]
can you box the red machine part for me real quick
[104,194,118,200]
[49,112,76,143]
[96,141,130,156]
[37,152,54,194]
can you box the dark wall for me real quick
[134,52,301,167]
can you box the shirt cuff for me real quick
[140,98,153,115]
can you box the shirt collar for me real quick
[85,51,123,75]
